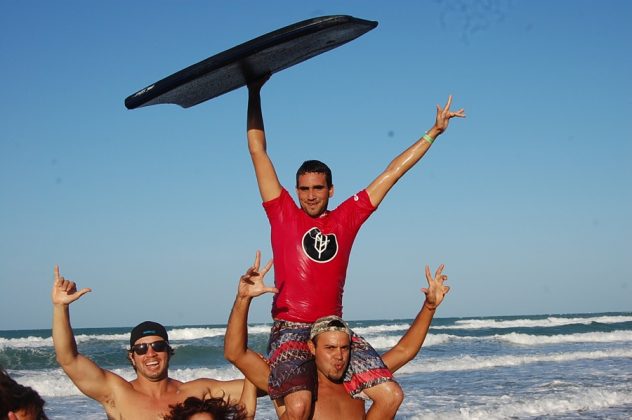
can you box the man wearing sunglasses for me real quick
[51,266,252,419]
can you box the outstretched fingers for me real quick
[239,252,278,297]
[252,250,261,272]
[434,263,445,279]
[436,95,466,126]
[421,263,450,309]
[52,265,91,304]
[444,95,453,112]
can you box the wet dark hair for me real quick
[296,160,333,188]
[0,367,48,419]
[164,396,248,420]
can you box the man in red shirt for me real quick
[247,75,464,419]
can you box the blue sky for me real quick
[1,1,630,330]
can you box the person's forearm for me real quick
[247,89,266,153]
[224,296,252,363]
[52,304,79,367]
[396,301,435,356]
[382,300,436,373]
[385,119,450,175]
[367,124,444,206]
[386,134,432,177]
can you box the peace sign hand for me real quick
[422,264,450,310]
[237,251,278,299]
[434,95,466,134]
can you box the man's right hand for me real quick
[52,265,91,306]
[237,251,277,299]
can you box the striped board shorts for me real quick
[267,320,393,400]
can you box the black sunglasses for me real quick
[130,340,170,355]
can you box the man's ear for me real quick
[328,184,334,198]
[128,352,135,366]
[307,339,316,356]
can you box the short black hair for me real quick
[296,160,333,188]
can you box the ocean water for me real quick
[1,312,631,419]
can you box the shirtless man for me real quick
[247,75,463,419]
[224,252,450,418]
[51,266,255,419]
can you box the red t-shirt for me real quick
[263,188,376,322]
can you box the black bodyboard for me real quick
[124,15,378,109]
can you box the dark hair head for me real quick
[296,160,332,188]
[129,321,169,347]
[0,368,48,419]
[164,396,248,420]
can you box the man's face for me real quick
[309,331,351,382]
[296,172,334,218]
[128,335,170,381]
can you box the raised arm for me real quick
[51,266,121,402]
[247,76,283,202]
[381,264,450,373]
[365,96,465,207]
[224,252,277,391]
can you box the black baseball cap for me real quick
[129,321,169,347]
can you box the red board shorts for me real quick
[267,320,394,400]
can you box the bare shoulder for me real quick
[90,368,135,402]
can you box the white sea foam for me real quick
[397,348,632,375]
[367,333,453,351]
[166,327,226,340]
[246,324,273,335]
[495,330,632,345]
[0,336,53,348]
[433,315,632,330]
[75,333,129,342]
[160,324,272,340]
[406,385,632,419]
[352,323,412,335]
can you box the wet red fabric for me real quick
[263,188,375,322]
